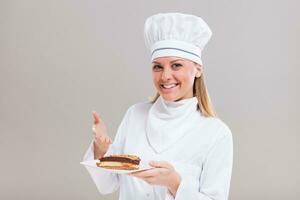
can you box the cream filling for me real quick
[99,161,137,167]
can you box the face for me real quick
[152,56,202,102]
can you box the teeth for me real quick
[162,84,177,89]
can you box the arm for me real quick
[167,126,233,200]
[82,108,132,194]
[82,141,120,194]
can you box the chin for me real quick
[160,94,178,102]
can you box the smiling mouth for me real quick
[160,83,179,89]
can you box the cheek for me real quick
[152,73,160,85]
[176,67,196,84]
[179,73,195,86]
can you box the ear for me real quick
[195,64,203,78]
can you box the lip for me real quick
[160,83,179,93]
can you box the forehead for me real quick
[152,56,189,64]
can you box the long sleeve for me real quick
[167,125,233,200]
[82,107,132,195]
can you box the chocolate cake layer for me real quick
[100,156,140,165]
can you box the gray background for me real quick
[1,0,299,199]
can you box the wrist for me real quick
[93,141,107,159]
[167,171,181,197]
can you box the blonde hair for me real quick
[151,74,217,118]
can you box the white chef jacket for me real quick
[83,96,233,200]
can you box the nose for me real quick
[161,68,172,81]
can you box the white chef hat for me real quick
[144,13,212,65]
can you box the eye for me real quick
[152,64,163,72]
[171,63,182,70]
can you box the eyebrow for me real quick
[152,59,185,64]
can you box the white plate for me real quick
[80,159,154,174]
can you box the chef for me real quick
[83,12,233,200]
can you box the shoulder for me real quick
[124,101,153,117]
[200,117,233,157]
[129,101,152,110]
[128,101,152,112]
[202,116,232,139]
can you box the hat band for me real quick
[150,40,202,65]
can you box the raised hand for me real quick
[92,111,112,159]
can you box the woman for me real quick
[83,13,233,200]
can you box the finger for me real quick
[130,173,153,179]
[144,177,156,185]
[129,168,150,176]
[92,111,101,124]
[95,133,102,140]
[99,137,105,143]
[130,169,157,177]
[92,125,97,133]
[94,135,101,142]
[101,137,108,143]
[149,161,172,169]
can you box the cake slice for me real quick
[96,154,141,170]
